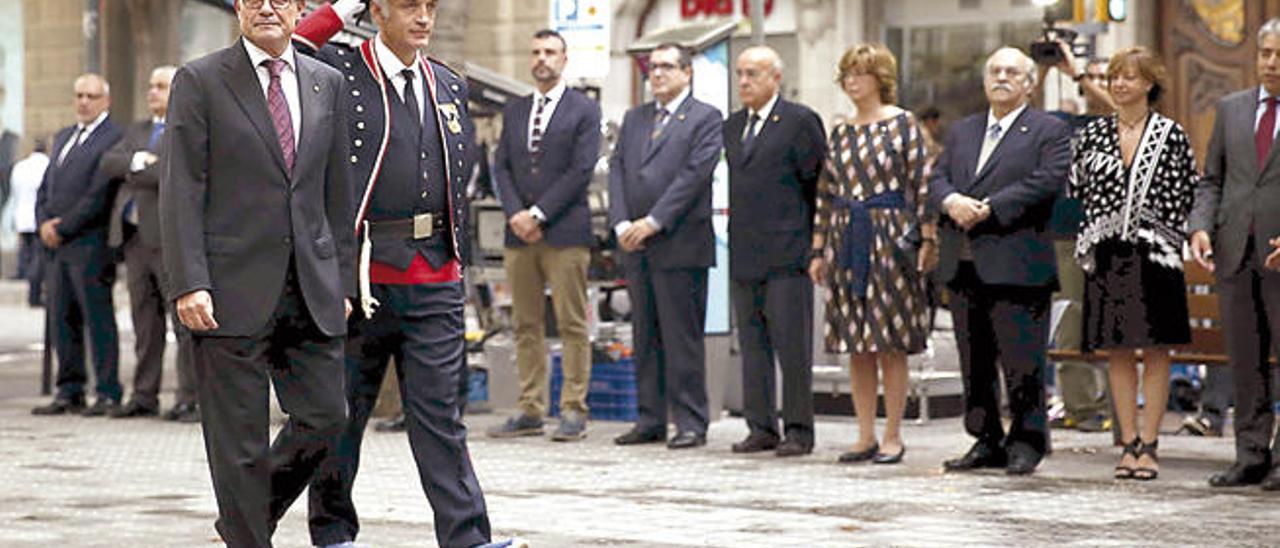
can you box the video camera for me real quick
[1029,26,1079,66]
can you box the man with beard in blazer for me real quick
[928,46,1070,476]
[31,73,125,417]
[724,46,826,457]
[160,0,355,544]
[292,2,519,547]
[609,42,724,450]
[100,65,200,423]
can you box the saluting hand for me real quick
[177,290,219,332]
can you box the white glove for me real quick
[331,0,366,26]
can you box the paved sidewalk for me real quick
[1,392,1277,547]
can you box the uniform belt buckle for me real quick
[413,213,434,239]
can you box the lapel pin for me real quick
[313,84,321,93]
[771,115,780,123]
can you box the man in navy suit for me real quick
[487,29,602,442]
[31,73,125,417]
[928,47,1071,476]
[609,43,724,450]
[724,46,825,457]
[293,2,518,547]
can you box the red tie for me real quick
[263,59,296,172]
[1256,96,1277,168]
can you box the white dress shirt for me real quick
[243,38,302,143]
[376,34,427,125]
[528,80,566,150]
[57,111,109,165]
[742,92,779,141]
[9,152,50,233]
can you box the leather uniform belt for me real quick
[367,213,447,240]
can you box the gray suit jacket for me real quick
[161,41,355,337]
[102,120,165,249]
[608,94,723,270]
[1191,88,1280,275]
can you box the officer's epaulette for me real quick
[426,55,463,82]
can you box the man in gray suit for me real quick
[609,43,723,450]
[160,0,354,544]
[1193,18,1280,491]
[100,66,199,422]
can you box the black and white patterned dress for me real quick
[1070,112,1196,351]
[814,112,931,355]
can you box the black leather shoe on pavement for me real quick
[81,399,121,417]
[162,402,201,423]
[943,442,1007,472]
[667,431,706,449]
[775,438,813,457]
[614,427,665,446]
[1260,468,1280,491]
[731,433,779,454]
[31,396,86,416]
[1209,463,1271,487]
[1005,449,1041,476]
[109,400,159,418]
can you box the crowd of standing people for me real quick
[9,0,1280,546]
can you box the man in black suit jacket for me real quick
[31,73,125,417]
[928,47,1070,476]
[160,1,355,544]
[100,66,200,423]
[724,46,825,457]
[487,29,602,442]
[609,43,724,450]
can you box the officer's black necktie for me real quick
[742,113,760,156]
[401,68,422,141]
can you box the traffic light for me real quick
[1097,0,1127,22]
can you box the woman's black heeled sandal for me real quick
[1115,437,1141,480]
[1133,438,1159,481]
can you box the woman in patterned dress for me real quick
[809,44,938,465]
[1071,47,1195,481]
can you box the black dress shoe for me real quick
[81,399,121,417]
[31,396,86,416]
[614,427,665,446]
[837,443,879,463]
[1005,450,1041,476]
[162,402,200,422]
[775,438,813,457]
[374,413,408,433]
[872,446,906,465]
[731,433,779,454]
[1209,462,1271,487]
[943,442,1007,472]
[109,400,159,419]
[667,431,706,449]
[1261,468,1280,491]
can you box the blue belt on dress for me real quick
[834,191,906,298]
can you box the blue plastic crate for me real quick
[549,355,638,422]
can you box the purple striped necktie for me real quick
[263,59,295,172]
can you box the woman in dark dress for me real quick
[1071,47,1196,480]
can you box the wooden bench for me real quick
[1047,259,1276,366]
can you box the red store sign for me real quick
[681,0,775,18]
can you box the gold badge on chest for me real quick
[439,103,462,135]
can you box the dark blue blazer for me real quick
[492,88,601,248]
[295,29,474,267]
[35,118,124,245]
[608,95,723,270]
[724,99,825,280]
[926,107,1070,288]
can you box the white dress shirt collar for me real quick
[535,80,567,108]
[986,103,1028,137]
[80,111,109,137]
[658,86,692,115]
[749,92,779,122]
[242,37,297,75]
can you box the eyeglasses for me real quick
[242,0,297,10]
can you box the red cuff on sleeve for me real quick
[293,3,343,51]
